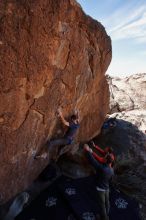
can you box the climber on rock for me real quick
[84,144,114,220]
[89,141,115,167]
[35,108,80,159]
[47,108,80,148]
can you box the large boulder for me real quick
[0,0,111,203]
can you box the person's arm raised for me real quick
[91,141,105,155]
[92,151,106,163]
[57,108,69,126]
[84,144,103,170]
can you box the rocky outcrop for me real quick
[106,73,146,219]
[107,73,146,137]
[0,0,111,203]
[108,73,146,113]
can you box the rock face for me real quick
[107,73,146,133]
[108,73,146,113]
[106,73,146,219]
[0,0,111,203]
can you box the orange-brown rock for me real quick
[0,0,111,203]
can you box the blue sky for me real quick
[77,0,146,77]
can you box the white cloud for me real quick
[106,4,146,43]
[107,5,146,32]
[123,12,146,29]
[77,0,146,75]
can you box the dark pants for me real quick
[96,190,110,220]
[47,138,71,149]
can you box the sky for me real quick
[77,0,146,77]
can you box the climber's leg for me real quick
[47,138,70,148]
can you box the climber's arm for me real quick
[91,141,105,156]
[92,151,106,163]
[84,145,103,171]
[57,109,69,126]
[84,143,105,163]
